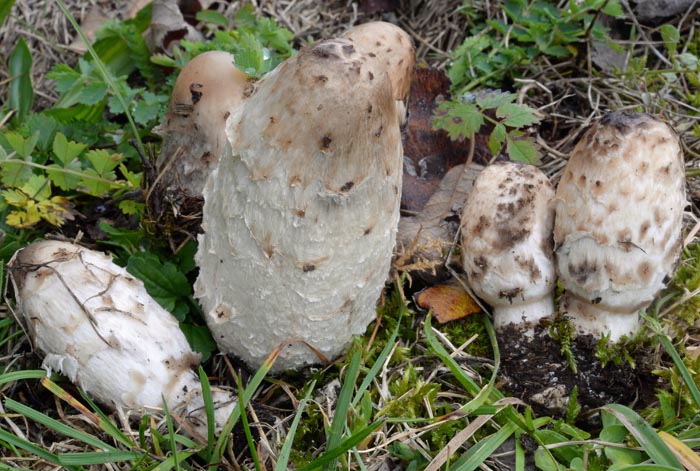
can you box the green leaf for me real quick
[496,102,541,127]
[0,0,16,28]
[180,324,216,362]
[196,10,229,28]
[275,380,316,471]
[21,174,51,201]
[86,148,121,174]
[506,135,541,164]
[47,63,81,93]
[52,132,86,164]
[660,24,680,52]
[433,101,484,141]
[603,0,624,17]
[234,32,265,75]
[602,404,683,469]
[488,124,507,156]
[475,92,515,110]
[126,252,192,314]
[46,161,83,191]
[8,37,34,123]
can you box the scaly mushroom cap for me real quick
[554,112,686,340]
[195,39,404,371]
[342,22,415,102]
[153,50,251,200]
[9,241,234,434]
[461,162,556,331]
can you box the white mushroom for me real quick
[554,112,686,341]
[9,240,235,436]
[195,37,409,371]
[152,51,251,204]
[461,162,556,332]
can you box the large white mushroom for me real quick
[151,51,252,213]
[461,162,556,332]
[195,37,410,371]
[554,112,686,340]
[9,240,235,436]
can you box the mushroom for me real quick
[554,112,686,341]
[8,240,235,436]
[195,37,409,371]
[150,50,252,220]
[342,21,415,123]
[461,162,556,332]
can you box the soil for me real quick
[497,323,659,429]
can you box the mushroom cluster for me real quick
[460,112,686,341]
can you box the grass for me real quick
[1,0,700,469]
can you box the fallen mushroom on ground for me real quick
[554,112,686,341]
[150,50,252,223]
[460,161,556,333]
[195,34,413,371]
[9,240,235,437]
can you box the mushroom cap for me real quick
[342,21,415,102]
[195,39,404,371]
[9,241,200,411]
[154,50,251,197]
[461,162,556,328]
[554,112,686,334]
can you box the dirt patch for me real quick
[497,323,659,429]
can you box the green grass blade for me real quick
[58,451,144,466]
[76,388,136,448]
[295,420,384,471]
[197,367,215,460]
[8,37,34,123]
[237,381,262,471]
[0,427,61,466]
[603,404,683,469]
[161,396,180,471]
[151,450,197,471]
[275,380,317,471]
[0,0,16,28]
[449,421,518,471]
[0,369,46,387]
[4,398,116,451]
[351,299,404,409]
[323,346,363,471]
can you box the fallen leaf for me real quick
[415,282,481,323]
[658,431,700,471]
[146,0,203,53]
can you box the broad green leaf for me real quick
[86,148,121,174]
[496,102,541,127]
[603,0,624,17]
[126,252,192,314]
[8,37,34,123]
[660,25,680,51]
[21,174,51,201]
[488,124,507,156]
[678,53,699,70]
[46,160,83,191]
[475,92,515,110]
[506,135,541,164]
[52,132,86,164]
[181,324,216,362]
[1,158,32,187]
[433,101,484,141]
[196,10,229,28]
[5,130,39,158]
[234,31,265,75]
[47,64,81,93]
[117,199,144,216]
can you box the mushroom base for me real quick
[493,296,554,335]
[560,293,641,341]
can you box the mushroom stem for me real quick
[493,296,555,332]
[559,293,641,341]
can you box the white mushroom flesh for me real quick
[554,112,686,340]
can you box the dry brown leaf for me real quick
[146,0,204,53]
[415,282,481,323]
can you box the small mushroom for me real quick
[151,51,252,219]
[9,240,235,436]
[554,112,686,340]
[195,37,410,371]
[461,162,556,332]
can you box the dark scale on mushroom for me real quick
[189,83,203,104]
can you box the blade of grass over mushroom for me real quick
[197,367,215,460]
[323,344,363,471]
[642,313,700,409]
[54,0,146,158]
[209,345,279,470]
[603,404,684,468]
[4,398,118,451]
[237,381,262,471]
[275,380,316,471]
